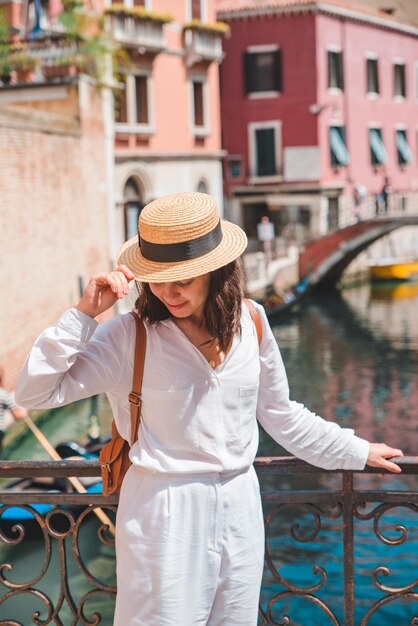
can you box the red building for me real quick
[217,0,418,244]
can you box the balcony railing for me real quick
[106,13,166,52]
[0,456,416,625]
[183,28,223,66]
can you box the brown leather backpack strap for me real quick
[243,298,262,346]
[129,311,147,446]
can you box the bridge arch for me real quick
[299,216,418,289]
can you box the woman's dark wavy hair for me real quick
[135,258,245,352]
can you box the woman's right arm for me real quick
[15,266,135,409]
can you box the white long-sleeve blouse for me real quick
[15,301,369,474]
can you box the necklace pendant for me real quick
[209,359,216,368]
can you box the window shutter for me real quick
[244,52,256,94]
[273,49,282,92]
[327,50,333,88]
[256,128,276,176]
[193,82,204,126]
[338,52,344,91]
[115,77,128,123]
[135,76,148,124]
[191,0,202,20]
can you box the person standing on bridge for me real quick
[382,176,392,213]
[15,192,403,626]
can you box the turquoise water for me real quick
[1,282,417,624]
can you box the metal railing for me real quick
[0,457,416,625]
[106,13,166,51]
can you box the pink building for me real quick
[217,0,418,243]
[108,0,226,257]
[0,1,226,381]
[1,0,226,258]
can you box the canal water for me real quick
[258,281,418,625]
[1,282,417,624]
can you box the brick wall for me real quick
[0,80,111,388]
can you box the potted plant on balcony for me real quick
[0,10,12,84]
[57,0,115,83]
[104,4,173,24]
[0,59,12,84]
[183,19,230,36]
[42,53,80,79]
[8,51,39,82]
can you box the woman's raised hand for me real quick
[75,265,135,318]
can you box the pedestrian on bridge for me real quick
[16,192,403,626]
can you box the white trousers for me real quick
[114,465,265,626]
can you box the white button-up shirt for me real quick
[15,302,369,474]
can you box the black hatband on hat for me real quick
[138,221,223,263]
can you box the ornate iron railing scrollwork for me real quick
[0,456,416,625]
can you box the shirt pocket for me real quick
[142,386,198,452]
[238,385,259,448]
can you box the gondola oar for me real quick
[21,413,116,536]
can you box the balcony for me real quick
[183,21,228,66]
[0,457,416,624]
[0,38,101,87]
[104,6,171,53]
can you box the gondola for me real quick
[255,277,311,319]
[0,436,106,534]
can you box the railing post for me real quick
[343,472,355,626]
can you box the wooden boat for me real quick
[368,258,418,281]
[254,277,311,319]
[0,477,103,536]
[0,438,104,533]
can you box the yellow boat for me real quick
[369,258,418,281]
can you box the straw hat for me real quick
[117,192,247,283]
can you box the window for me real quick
[193,81,204,127]
[115,73,152,129]
[135,75,148,124]
[191,0,202,20]
[244,48,281,95]
[369,128,388,166]
[366,58,379,95]
[115,76,128,123]
[197,179,208,193]
[394,62,406,97]
[133,0,146,6]
[248,122,281,178]
[256,128,276,176]
[329,126,349,167]
[191,78,209,134]
[123,178,143,241]
[396,129,412,165]
[228,158,242,179]
[327,50,344,90]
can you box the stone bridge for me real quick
[299,214,418,289]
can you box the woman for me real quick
[16,192,402,626]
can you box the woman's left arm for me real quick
[254,303,403,472]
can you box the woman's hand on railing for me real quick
[367,443,404,473]
[75,265,135,318]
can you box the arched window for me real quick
[197,179,209,194]
[123,178,143,240]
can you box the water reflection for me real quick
[259,284,418,624]
[264,285,418,455]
